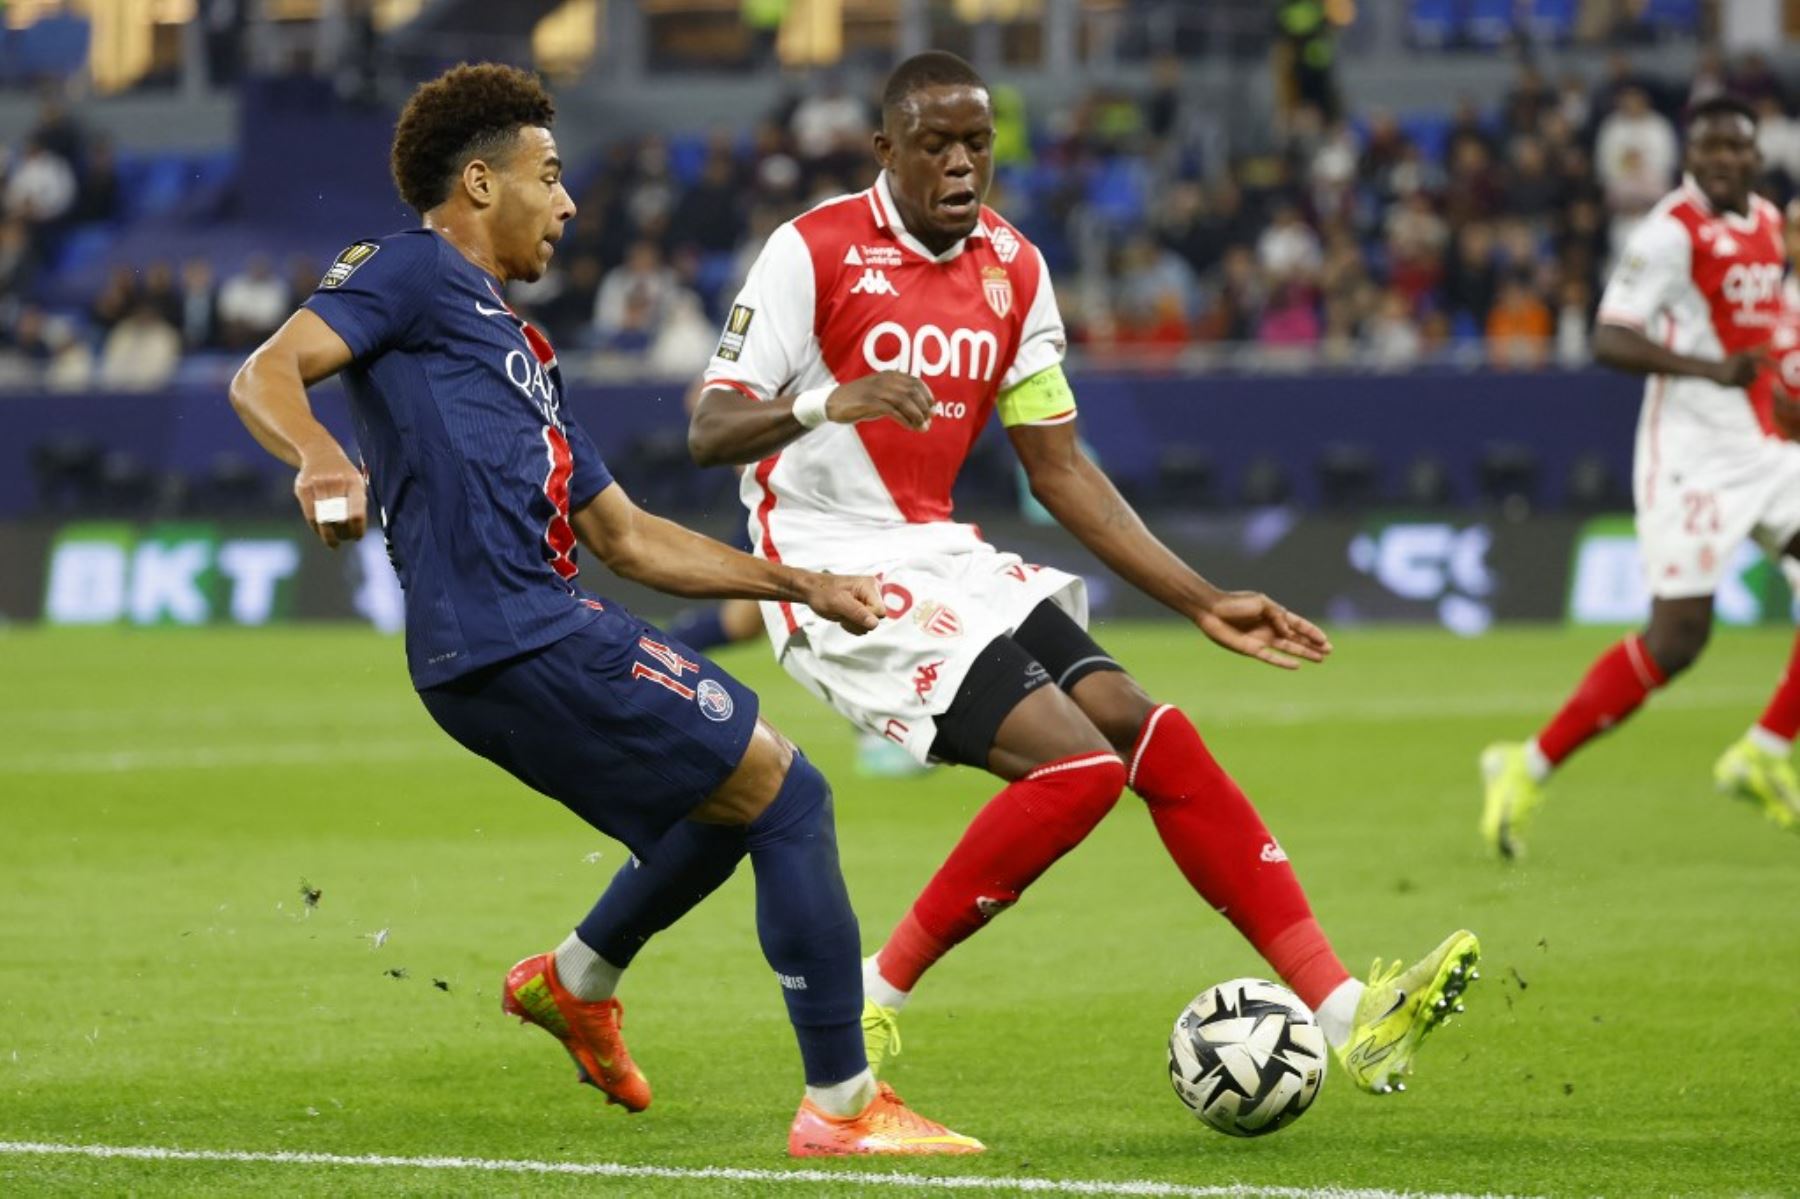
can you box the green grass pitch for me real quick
[2,623,1797,1197]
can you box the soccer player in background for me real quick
[577,51,1481,1097]
[227,63,981,1157]
[1483,96,1800,855]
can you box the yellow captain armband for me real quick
[996,364,1077,428]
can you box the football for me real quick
[1168,978,1327,1137]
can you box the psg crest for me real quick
[982,266,1012,319]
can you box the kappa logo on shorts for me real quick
[912,659,945,699]
[913,600,961,638]
[696,678,735,722]
[320,241,379,289]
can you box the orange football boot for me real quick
[787,1082,984,1156]
[502,953,651,1113]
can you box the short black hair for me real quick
[390,62,556,214]
[882,51,987,124]
[1686,94,1758,132]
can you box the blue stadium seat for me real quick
[1407,0,1461,48]
[13,15,88,82]
[1525,0,1576,42]
[666,135,708,188]
[1397,113,1452,165]
[1642,0,1699,31]
[47,224,114,278]
[1084,157,1147,229]
[1465,0,1517,46]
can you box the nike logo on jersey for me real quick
[849,268,899,297]
[475,302,511,317]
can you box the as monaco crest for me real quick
[982,266,1012,319]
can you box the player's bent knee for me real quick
[693,720,795,826]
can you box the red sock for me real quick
[1128,706,1348,1010]
[875,752,1126,993]
[1757,630,1800,742]
[1535,634,1666,766]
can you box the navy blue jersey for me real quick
[305,229,614,688]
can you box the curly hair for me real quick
[390,63,556,214]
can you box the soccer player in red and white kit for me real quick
[1483,96,1800,854]
[598,51,1480,1095]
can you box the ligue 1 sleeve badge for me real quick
[982,266,1012,319]
[696,678,735,722]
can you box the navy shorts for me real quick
[417,604,761,858]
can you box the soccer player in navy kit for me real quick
[227,63,980,1157]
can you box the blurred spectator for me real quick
[90,265,138,334]
[1728,53,1784,109]
[1556,278,1594,368]
[647,291,722,376]
[1503,137,1562,227]
[1486,275,1552,369]
[1143,56,1182,143]
[534,254,603,346]
[1503,66,1554,141]
[1365,288,1424,370]
[74,136,120,224]
[1115,232,1198,342]
[790,73,870,174]
[1595,86,1677,218]
[670,152,746,256]
[0,219,38,298]
[140,261,182,329]
[6,137,77,230]
[1756,96,1800,195]
[1556,72,1592,137]
[1273,0,1339,122]
[216,254,289,349]
[98,304,183,390]
[1688,48,1728,108]
[1257,203,1322,284]
[1258,280,1321,348]
[1442,139,1501,227]
[179,258,219,350]
[595,240,687,350]
[29,97,85,170]
[1444,222,1498,324]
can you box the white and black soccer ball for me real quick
[1168,978,1327,1137]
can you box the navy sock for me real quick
[576,820,747,967]
[746,752,866,1086]
[666,607,732,653]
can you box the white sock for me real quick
[1749,725,1793,757]
[806,1068,877,1117]
[863,953,909,1011]
[554,932,623,1002]
[1523,738,1553,784]
[1314,978,1364,1049]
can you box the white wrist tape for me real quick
[313,496,350,523]
[791,387,832,430]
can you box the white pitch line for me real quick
[0,1141,1525,1199]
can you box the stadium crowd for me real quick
[2,45,1797,386]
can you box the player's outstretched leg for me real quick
[1482,626,1676,858]
[1331,930,1481,1095]
[1063,657,1480,1098]
[751,752,982,1156]
[1715,628,1800,830]
[503,948,654,1112]
[501,818,751,1112]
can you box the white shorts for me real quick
[771,543,1087,764]
[1635,431,1800,599]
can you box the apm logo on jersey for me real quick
[319,242,379,289]
[715,304,755,362]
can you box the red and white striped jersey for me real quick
[1597,179,1786,445]
[703,172,1068,651]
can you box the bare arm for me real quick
[1009,420,1329,669]
[569,483,883,634]
[1593,321,1761,387]
[687,372,935,467]
[228,308,367,547]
